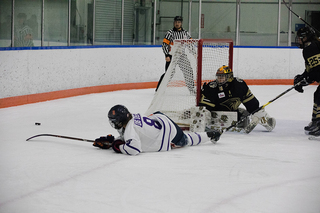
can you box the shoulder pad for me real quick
[235,77,244,83]
[207,81,218,88]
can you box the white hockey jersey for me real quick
[118,113,178,155]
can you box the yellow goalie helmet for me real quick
[216,65,233,85]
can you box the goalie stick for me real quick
[282,0,320,35]
[221,80,305,134]
[26,134,95,143]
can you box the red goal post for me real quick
[196,39,234,105]
[146,38,233,125]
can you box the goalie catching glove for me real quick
[93,134,115,149]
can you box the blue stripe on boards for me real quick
[234,46,299,49]
[0,45,300,51]
[0,45,162,51]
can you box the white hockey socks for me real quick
[185,132,210,146]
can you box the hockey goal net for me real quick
[146,39,233,126]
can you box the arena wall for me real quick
[0,46,305,108]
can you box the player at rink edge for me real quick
[199,65,276,133]
[92,105,221,155]
[293,27,320,136]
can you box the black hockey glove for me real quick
[112,139,125,153]
[294,74,308,93]
[93,134,115,149]
[206,129,221,143]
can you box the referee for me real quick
[156,16,194,92]
[14,13,34,47]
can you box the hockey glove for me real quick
[93,134,115,149]
[294,74,308,93]
[206,129,221,143]
[112,139,125,153]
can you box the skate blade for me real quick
[308,136,320,140]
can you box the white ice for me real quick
[0,85,320,213]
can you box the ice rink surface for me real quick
[1,85,320,213]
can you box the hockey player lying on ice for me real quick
[199,65,276,133]
[92,105,221,155]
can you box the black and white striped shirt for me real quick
[162,27,192,56]
[14,24,34,47]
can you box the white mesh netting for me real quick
[146,39,233,126]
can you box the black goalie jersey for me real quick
[199,78,259,114]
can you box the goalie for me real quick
[93,104,221,155]
[199,65,276,133]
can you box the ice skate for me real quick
[304,120,320,135]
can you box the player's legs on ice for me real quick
[304,103,320,133]
[185,131,220,146]
[171,132,215,149]
[307,86,320,136]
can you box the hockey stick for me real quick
[282,0,320,35]
[26,134,95,143]
[222,80,304,133]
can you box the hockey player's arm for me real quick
[296,44,320,88]
[116,139,141,155]
[199,94,216,111]
[305,51,320,83]
[199,83,216,111]
[306,54,320,71]
[294,70,310,93]
[242,96,259,114]
[241,85,260,113]
[117,131,142,155]
[236,80,259,113]
[305,42,320,74]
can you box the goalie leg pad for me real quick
[245,108,276,133]
[258,109,276,132]
[260,116,276,132]
[189,106,211,132]
[237,108,250,128]
[244,117,259,134]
